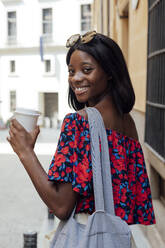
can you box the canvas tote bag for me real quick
[50,107,132,248]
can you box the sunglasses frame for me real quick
[66,30,96,48]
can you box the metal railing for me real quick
[145,0,165,159]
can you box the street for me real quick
[0,128,60,247]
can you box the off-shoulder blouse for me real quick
[48,113,156,225]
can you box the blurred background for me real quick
[0,0,164,247]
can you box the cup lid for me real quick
[15,108,41,116]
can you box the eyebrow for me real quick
[68,62,94,67]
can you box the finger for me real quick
[31,126,40,139]
[9,129,15,139]
[6,136,11,143]
[35,126,40,135]
[9,122,18,136]
[11,119,25,131]
[7,136,16,152]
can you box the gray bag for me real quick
[50,107,131,248]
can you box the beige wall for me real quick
[128,0,148,112]
[93,0,148,113]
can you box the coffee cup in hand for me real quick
[13,108,41,132]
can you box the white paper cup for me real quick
[13,108,41,132]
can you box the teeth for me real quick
[76,87,88,91]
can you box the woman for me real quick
[8,31,155,226]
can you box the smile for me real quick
[74,87,89,95]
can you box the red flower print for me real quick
[67,125,72,130]
[54,172,59,178]
[70,152,78,163]
[61,146,69,154]
[60,141,65,147]
[79,141,84,150]
[86,144,90,151]
[65,117,71,123]
[54,154,66,167]
[121,188,127,202]
[51,165,57,172]
[66,167,72,174]
[116,207,125,219]
[81,136,85,142]
[61,171,65,177]
[69,141,74,148]
[48,170,52,176]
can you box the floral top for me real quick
[48,113,156,225]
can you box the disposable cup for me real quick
[13,108,41,132]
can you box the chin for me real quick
[76,97,88,104]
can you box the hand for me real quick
[7,119,40,157]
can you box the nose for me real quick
[71,71,84,83]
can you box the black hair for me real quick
[66,33,135,114]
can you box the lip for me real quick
[74,86,89,96]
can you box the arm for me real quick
[7,119,78,220]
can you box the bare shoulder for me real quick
[77,109,88,121]
[123,113,139,141]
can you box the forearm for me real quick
[19,149,67,218]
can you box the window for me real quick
[43,57,55,76]
[45,59,51,73]
[145,0,165,158]
[7,11,16,42]
[10,91,16,112]
[42,8,52,41]
[80,4,91,33]
[10,60,15,73]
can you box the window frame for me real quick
[10,60,16,73]
[10,90,16,112]
[80,4,92,34]
[42,56,55,77]
[44,59,51,73]
[7,11,17,43]
[42,8,53,41]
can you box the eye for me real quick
[68,68,74,76]
[83,67,93,74]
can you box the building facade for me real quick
[0,0,93,127]
[92,0,165,247]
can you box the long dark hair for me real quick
[66,33,135,114]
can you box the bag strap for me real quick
[85,107,115,216]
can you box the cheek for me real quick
[68,78,72,86]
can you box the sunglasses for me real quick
[66,30,97,48]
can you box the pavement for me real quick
[0,128,60,248]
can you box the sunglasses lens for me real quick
[81,31,96,43]
[66,34,80,48]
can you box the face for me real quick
[68,50,109,106]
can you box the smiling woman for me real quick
[8,31,156,248]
